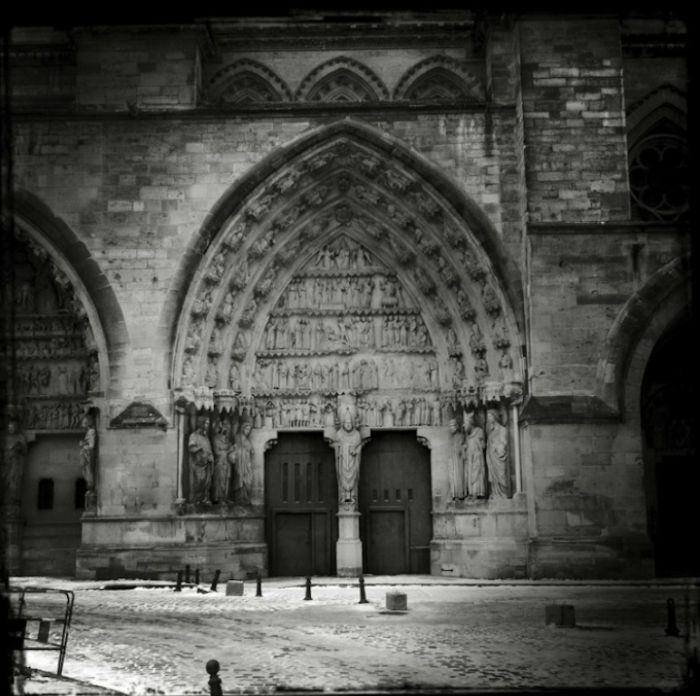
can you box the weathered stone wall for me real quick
[519,18,630,222]
[526,228,689,397]
[12,110,523,415]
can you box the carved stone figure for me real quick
[486,409,510,498]
[231,418,254,504]
[188,416,214,504]
[448,419,466,500]
[2,419,28,506]
[464,412,486,498]
[212,421,234,503]
[80,414,97,494]
[326,409,367,510]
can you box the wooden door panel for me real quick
[265,434,337,576]
[273,513,311,576]
[367,509,406,575]
[359,431,431,575]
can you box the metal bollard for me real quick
[665,597,680,637]
[358,576,368,604]
[210,569,221,592]
[185,564,191,584]
[206,659,223,696]
[195,568,200,586]
[256,573,263,598]
[304,576,312,601]
[175,570,182,592]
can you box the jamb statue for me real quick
[464,411,486,499]
[188,415,214,504]
[231,417,254,505]
[486,408,510,498]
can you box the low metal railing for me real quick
[8,586,75,676]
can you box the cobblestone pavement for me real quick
[10,576,698,695]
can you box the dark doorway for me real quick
[641,321,698,577]
[359,431,431,574]
[265,433,337,576]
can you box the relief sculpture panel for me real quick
[2,234,99,432]
[248,235,443,428]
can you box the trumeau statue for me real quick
[188,415,214,504]
[325,408,369,511]
[486,409,510,498]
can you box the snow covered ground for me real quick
[9,576,695,695]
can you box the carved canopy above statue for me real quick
[172,120,523,423]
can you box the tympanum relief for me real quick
[1,230,100,433]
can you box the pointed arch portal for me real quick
[169,119,525,577]
[171,119,523,409]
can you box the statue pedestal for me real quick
[336,510,362,577]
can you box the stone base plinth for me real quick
[76,512,268,579]
[336,510,362,576]
[336,539,362,577]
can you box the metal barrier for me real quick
[9,586,75,676]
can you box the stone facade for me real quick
[1,11,693,580]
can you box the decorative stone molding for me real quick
[171,120,524,428]
[296,57,390,102]
[205,59,293,104]
[393,56,485,102]
[595,253,690,414]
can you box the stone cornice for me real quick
[519,395,621,425]
[9,101,514,122]
[527,222,691,236]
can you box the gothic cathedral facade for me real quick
[1,11,694,580]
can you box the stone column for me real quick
[174,403,187,513]
[511,405,523,496]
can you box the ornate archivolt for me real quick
[173,127,523,432]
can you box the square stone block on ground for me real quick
[386,591,407,611]
[545,603,576,627]
[225,580,244,596]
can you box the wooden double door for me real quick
[265,433,337,576]
[359,431,431,575]
[266,430,432,577]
